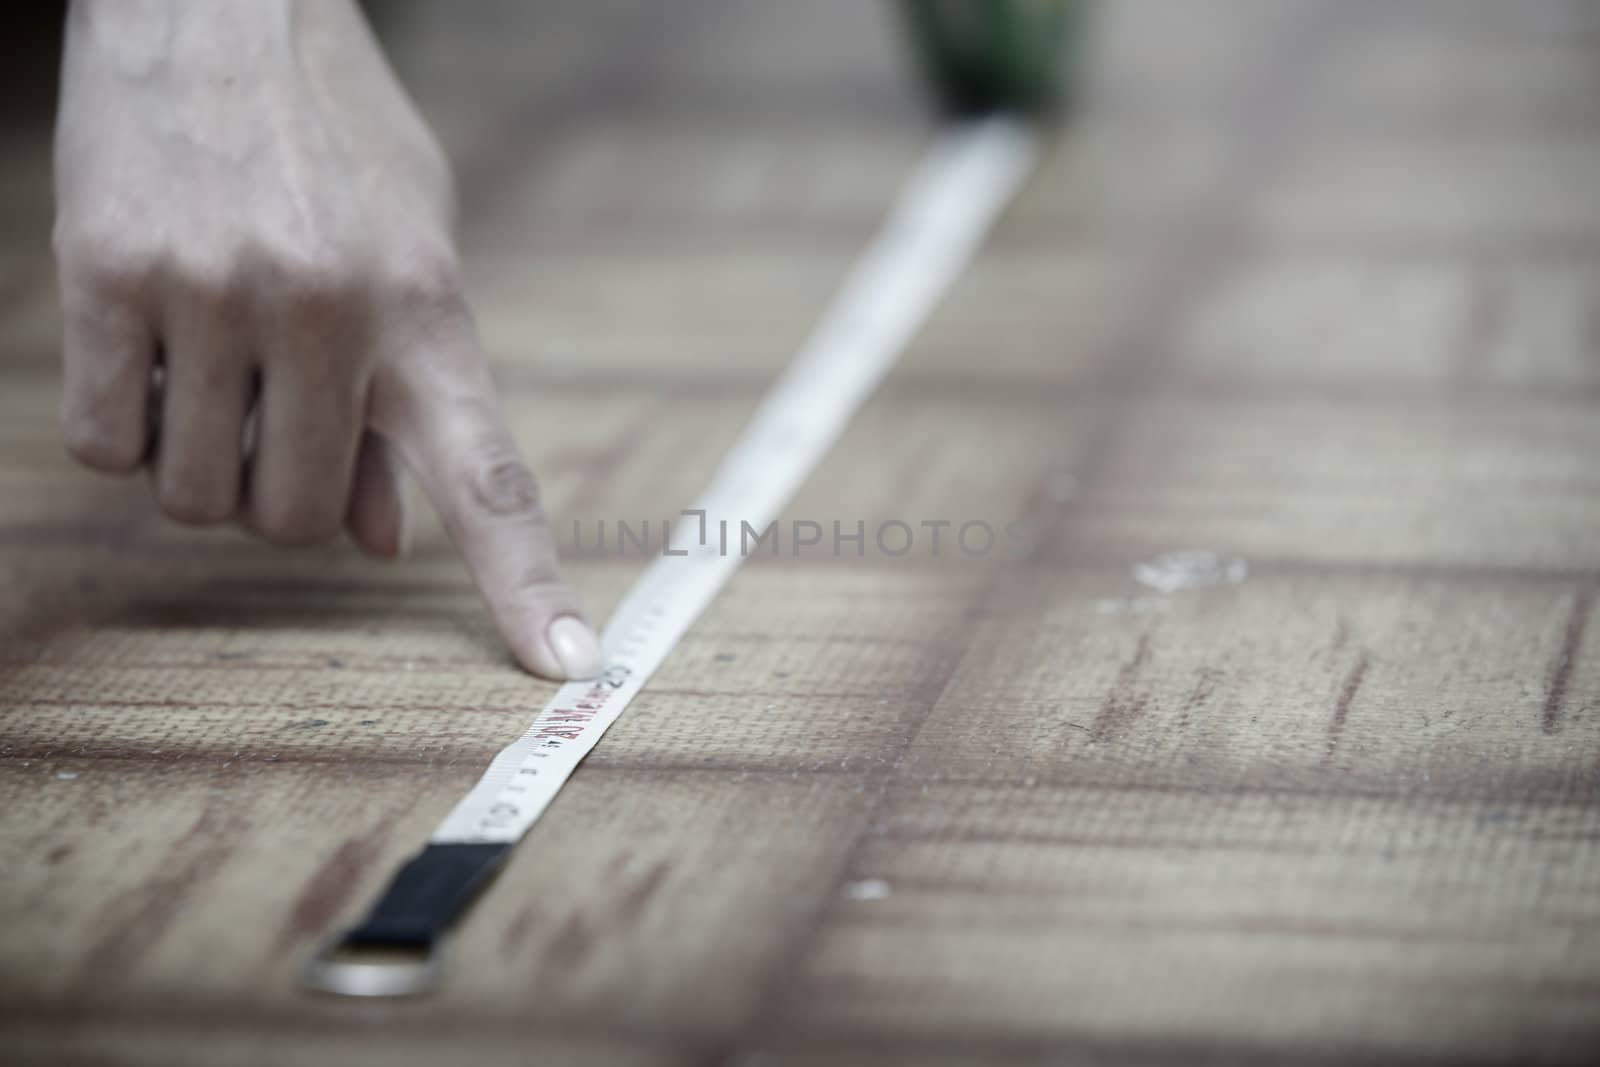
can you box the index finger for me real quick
[376,333,602,682]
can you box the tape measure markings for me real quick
[304,116,1036,996]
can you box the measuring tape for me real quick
[302,116,1036,996]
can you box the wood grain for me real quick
[2,1,1598,1063]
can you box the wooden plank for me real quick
[3,0,1598,1063]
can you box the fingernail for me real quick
[546,616,604,680]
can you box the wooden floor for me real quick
[4,1,1600,1063]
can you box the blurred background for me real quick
[2,2,1599,1065]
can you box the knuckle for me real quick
[52,218,110,267]
[156,476,235,526]
[267,245,364,308]
[165,248,240,306]
[466,448,543,519]
[507,558,567,602]
[52,235,94,278]
[54,235,154,306]
[61,412,141,473]
[384,246,464,312]
[253,496,342,547]
[248,239,373,337]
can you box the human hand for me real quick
[53,0,602,680]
